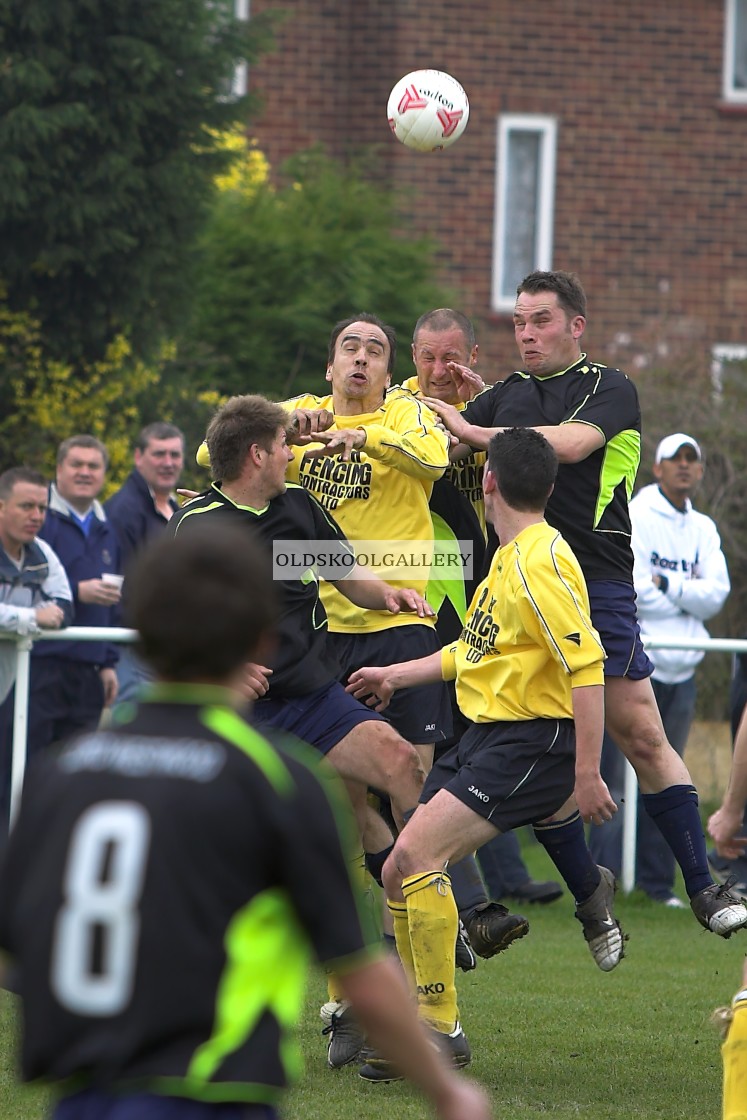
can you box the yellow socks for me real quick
[401,869,459,1034]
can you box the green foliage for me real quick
[179,147,455,399]
[0,300,219,492]
[0,0,278,362]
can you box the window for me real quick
[724,0,747,102]
[711,342,747,398]
[491,115,557,313]
[231,0,250,98]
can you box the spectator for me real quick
[1,437,122,760]
[0,467,72,823]
[105,422,185,703]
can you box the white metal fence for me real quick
[3,628,747,892]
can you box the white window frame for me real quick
[491,114,557,314]
[711,342,747,398]
[231,0,250,99]
[723,0,747,102]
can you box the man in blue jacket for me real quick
[0,437,122,762]
[105,421,185,703]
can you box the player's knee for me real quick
[383,834,421,891]
[375,727,425,787]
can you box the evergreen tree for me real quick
[0,0,276,361]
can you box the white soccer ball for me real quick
[387,69,469,152]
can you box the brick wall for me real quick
[249,1,747,382]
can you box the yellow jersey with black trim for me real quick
[441,521,605,723]
[399,376,487,535]
[284,390,449,633]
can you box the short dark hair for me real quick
[412,308,476,350]
[57,435,109,469]
[136,422,185,453]
[0,467,47,501]
[327,313,397,373]
[129,523,276,682]
[516,271,587,320]
[487,428,557,512]
[206,395,289,482]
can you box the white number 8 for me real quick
[51,802,151,1017]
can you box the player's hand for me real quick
[77,578,122,606]
[421,397,471,442]
[433,1079,494,1120]
[447,362,485,403]
[346,666,395,711]
[287,408,335,444]
[302,428,366,462]
[176,488,200,502]
[35,602,65,629]
[241,664,273,701]
[574,773,617,825]
[383,588,435,618]
[99,667,119,707]
[708,805,747,860]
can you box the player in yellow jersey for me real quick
[347,427,622,1080]
[284,313,453,769]
[713,953,747,1120]
[406,310,564,912]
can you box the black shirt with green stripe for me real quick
[170,483,354,696]
[464,355,641,583]
[0,686,378,1103]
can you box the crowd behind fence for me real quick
[4,628,747,892]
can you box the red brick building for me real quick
[247,1,747,381]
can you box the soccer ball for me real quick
[387,69,469,152]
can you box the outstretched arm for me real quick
[346,650,443,710]
[332,564,434,619]
[708,707,747,859]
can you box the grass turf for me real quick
[0,845,740,1120]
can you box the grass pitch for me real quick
[0,846,739,1120]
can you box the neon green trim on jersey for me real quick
[426,512,468,621]
[187,887,310,1088]
[593,429,640,528]
[200,706,294,796]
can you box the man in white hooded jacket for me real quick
[629,432,730,903]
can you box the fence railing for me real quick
[4,628,747,892]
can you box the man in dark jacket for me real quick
[104,422,184,702]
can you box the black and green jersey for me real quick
[0,686,378,1104]
[170,483,354,697]
[464,356,641,583]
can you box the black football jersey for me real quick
[464,356,641,583]
[170,484,354,696]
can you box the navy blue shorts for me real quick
[53,1089,276,1120]
[331,625,452,745]
[587,580,654,680]
[253,679,384,756]
[421,718,576,832]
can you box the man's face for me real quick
[0,483,48,555]
[513,290,585,378]
[134,437,184,495]
[654,445,703,503]
[260,427,295,498]
[411,326,478,404]
[325,321,391,410]
[56,446,106,510]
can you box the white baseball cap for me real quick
[654,433,701,464]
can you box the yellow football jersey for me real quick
[284,390,449,633]
[722,995,747,1120]
[441,521,605,723]
[399,375,487,534]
